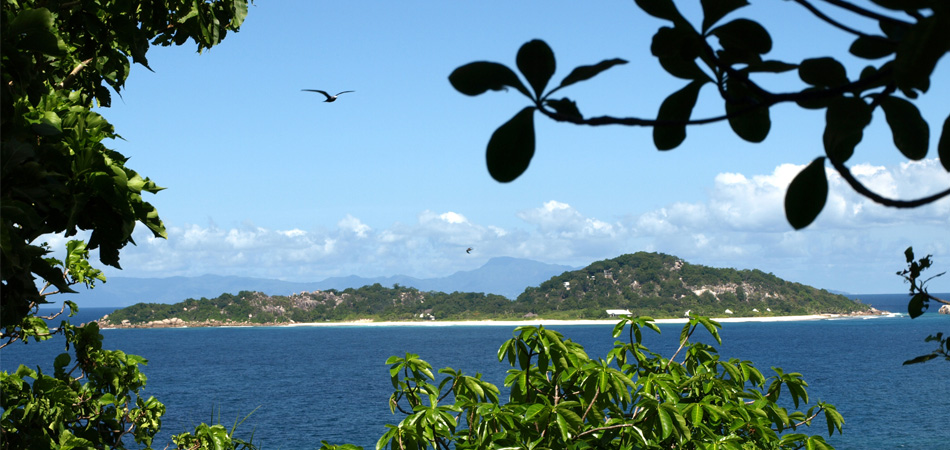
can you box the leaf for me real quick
[879,96,929,160]
[517,40,556,99]
[545,98,582,120]
[651,27,708,81]
[653,81,705,150]
[907,292,928,318]
[486,107,536,183]
[700,0,749,33]
[558,58,628,89]
[634,0,687,24]
[849,35,897,59]
[940,115,950,172]
[725,100,770,143]
[894,15,950,94]
[902,353,937,365]
[745,60,798,73]
[656,406,674,439]
[784,157,828,230]
[799,58,848,87]
[711,19,772,62]
[449,62,530,98]
[823,97,872,164]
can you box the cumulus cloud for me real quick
[37,159,948,294]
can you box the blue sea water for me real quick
[3,302,949,450]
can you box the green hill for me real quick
[99,252,870,327]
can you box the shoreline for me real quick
[99,310,898,329]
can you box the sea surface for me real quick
[3,296,949,450]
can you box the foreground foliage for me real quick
[898,248,949,365]
[1,1,256,448]
[355,316,843,449]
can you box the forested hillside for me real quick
[100,252,870,326]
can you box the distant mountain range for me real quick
[63,257,577,307]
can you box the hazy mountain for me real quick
[60,257,576,307]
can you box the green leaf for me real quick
[907,292,928,318]
[784,157,828,230]
[880,97,929,160]
[449,62,531,98]
[517,40,556,99]
[799,58,848,87]
[653,81,705,150]
[486,107,536,183]
[823,97,872,164]
[558,58,628,89]
[545,98,582,120]
[657,406,674,439]
[939,114,950,172]
[849,35,897,59]
[700,0,749,33]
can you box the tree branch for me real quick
[818,0,913,26]
[56,57,95,90]
[793,0,880,38]
[829,158,950,208]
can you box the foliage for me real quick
[100,252,869,326]
[897,247,949,365]
[1,0,254,448]
[361,316,843,449]
[449,0,950,230]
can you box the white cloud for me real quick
[34,160,949,294]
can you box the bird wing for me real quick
[302,89,331,99]
[335,90,355,96]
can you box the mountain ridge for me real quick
[63,257,577,307]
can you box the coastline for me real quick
[99,310,896,329]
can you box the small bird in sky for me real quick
[302,89,354,102]
[466,247,473,254]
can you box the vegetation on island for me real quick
[101,252,870,327]
[2,0,946,449]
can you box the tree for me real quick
[447,0,949,230]
[1,1,255,448]
[897,247,949,365]
[368,316,842,450]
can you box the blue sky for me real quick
[57,1,948,295]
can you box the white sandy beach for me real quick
[280,314,847,328]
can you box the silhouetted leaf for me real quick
[711,19,772,63]
[517,40,556,99]
[799,57,848,87]
[849,35,896,59]
[745,60,797,73]
[725,78,770,143]
[823,97,871,164]
[784,157,828,230]
[939,114,950,172]
[795,87,834,110]
[449,62,530,98]
[558,58,628,89]
[907,292,928,318]
[634,0,686,24]
[545,98,582,120]
[880,96,929,160]
[653,81,705,150]
[902,354,937,365]
[700,0,748,33]
[894,15,950,94]
[651,27,708,81]
[486,107,535,183]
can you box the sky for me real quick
[51,1,949,295]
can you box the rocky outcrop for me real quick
[939,305,950,315]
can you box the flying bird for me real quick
[302,89,354,102]
[466,247,473,254]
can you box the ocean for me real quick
[4,296,949,450]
